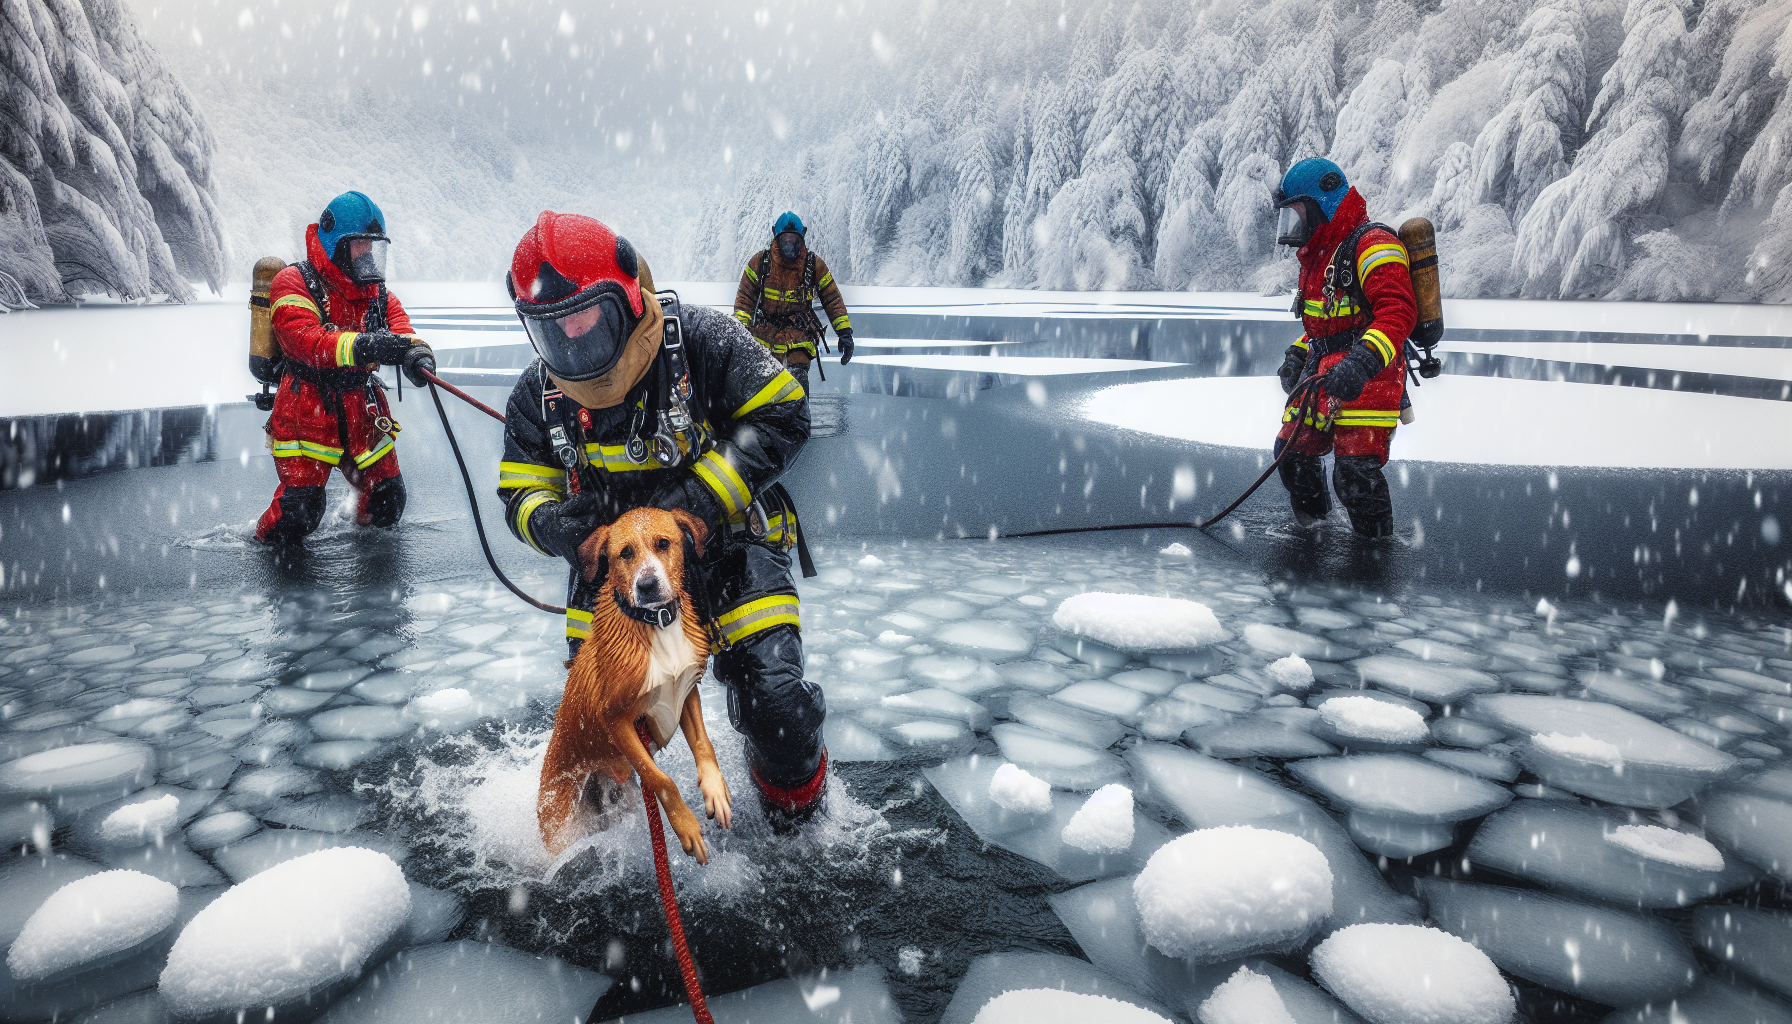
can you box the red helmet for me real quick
[507,212,645,382]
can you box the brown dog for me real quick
[536,507,732,863]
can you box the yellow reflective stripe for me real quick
[1332,408,1401,425]
[830,315,851,331]
[566,607,593,640]
[335,332,360,367]
[743,264,759,283]
[1361,330,1397,366]
[1292,335,1309,351]
[270,439,344,464]
[732,370,806,420]
[581,441,657,473]
[498,461,567,492]
[272,294,320,317]
[817,272,833,288]
[734,309,752,324]
[717,593,801,644]
[516,489,559,555]
[692,449,751,515]
[1303,298,1360,317]
[1357,242,1409,279]
[353,435,395,469]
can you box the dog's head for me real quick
[577,507,709,611]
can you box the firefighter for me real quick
[1271,159,1416,539]
[733,212,854,389]
[255,191,435,545]
[497,212,826,824]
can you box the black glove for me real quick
[527,492,607,566]
[353,330,412,367]
[401,343,435,387]
[1278,345,1307,395]
[648,475,726,539]
[837,329,854,364]
[1323,343,1386,402]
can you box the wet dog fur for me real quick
[536,507,731,863]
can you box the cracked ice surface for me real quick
[1,533,1791,1022]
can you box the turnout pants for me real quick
[564,536,825,792]
[255,450,405,543]
[1275,348,1400,539]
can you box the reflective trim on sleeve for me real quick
[498,461,568,493]
[692,449,752,515]
[515,489,560,555]
[817,272,833,288]
[1357,242,1409,278]
[272,294,321,317]
[566,607,594,640]
[733,309,753,324]
[1361,330,1398,367]
[830,314,851,331]
[352,435,395,469]
[270,439,344,464]
[335,332,360,367]
[732,370,806,420]
[743,263,760,283]
[717,593,801,645]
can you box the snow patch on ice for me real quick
[1534,731,1624,768]
[1310,923,1515,1024]
[1264,655,1315,693]
[1158,543,1193,558]
[1319,696,1429,744]
[989,763,1053,814]
[159,847,412,1018]
[1052,592,1227,652]
[1605,824,1725,872]
[1197,966,1297,1024]
[858,555,886,569]
[973,988,1174,1024]
[1061,784,1134,854]
[1133,826,1333,962]
[6,869,179,981]
[98,793,181,846]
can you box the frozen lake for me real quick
[1,286,1790,1023]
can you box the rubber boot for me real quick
[255,484,325,545]
[1275,443,1330,527]
[752,747,828,832]
[1333,455,1395,539]
[358,475,407,528]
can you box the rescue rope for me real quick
[1190,372,1327,531]
[635,719,716,1024]
[425,379,568,615]
[419,368,507,422]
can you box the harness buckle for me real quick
[374,415,394,433]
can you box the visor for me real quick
[517,281,639,382]
[1276,202,1316,247]
[333,236,390,283]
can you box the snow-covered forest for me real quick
[0,0,225,302]
[682,0,1792,302]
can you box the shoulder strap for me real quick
[752,250,772,318]
[802,252,816,298]
[1333,222,1396,309]
[295,262,331,325]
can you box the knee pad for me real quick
[1277,452,1330,520]
[714,624,825,787]
[1333,456,1394,538]
[364,475,406,529]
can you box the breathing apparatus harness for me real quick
[1297,222,1443,385]
[751,249,830,380]
[259,263,400,452]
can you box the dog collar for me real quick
[614,591,679,629]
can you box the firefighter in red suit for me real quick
[1271,159,1416,539]
[255,191,436,544]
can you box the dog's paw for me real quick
[700,771,732,830]
[670,804,709,865]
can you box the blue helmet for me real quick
[772,211,806,237]
[1274,159,1349,247]
[318,191,389,283]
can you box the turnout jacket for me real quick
[266,225,419,470]
[1284,187,1417,433]
[496,303,810,645]
[732,250,852,359]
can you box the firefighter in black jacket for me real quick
[496,212,826,822]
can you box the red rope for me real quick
[635,721,714,1024]
[419,368,507,423]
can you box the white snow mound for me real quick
[1198,965,1297,1024]
[1605,824,1725,871]
[1159,542,1193,558]
[1052,592,1227,652]
[159,846,412,1017]
[1265,655,1315,692]
[413,688,472,715]
[7,869,179,981]
[99,793,182,846]
[1319,696,1429,743]
[1533,731,1623,767]
[989,763,1053,814]
[1061,783,1134,854]
[973,988,1173,1024]
[1310,923,1515,1024]
[1133,826,1333,962]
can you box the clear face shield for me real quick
[775,231,804,262]
[1275,201,1320,247]
[333,236,390,283]
[516,281,638,382]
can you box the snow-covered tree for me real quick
[1330,60,1409,198]
[1468,2,1592,221]
[0,0,224,302]
[1034,135,1151,290]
